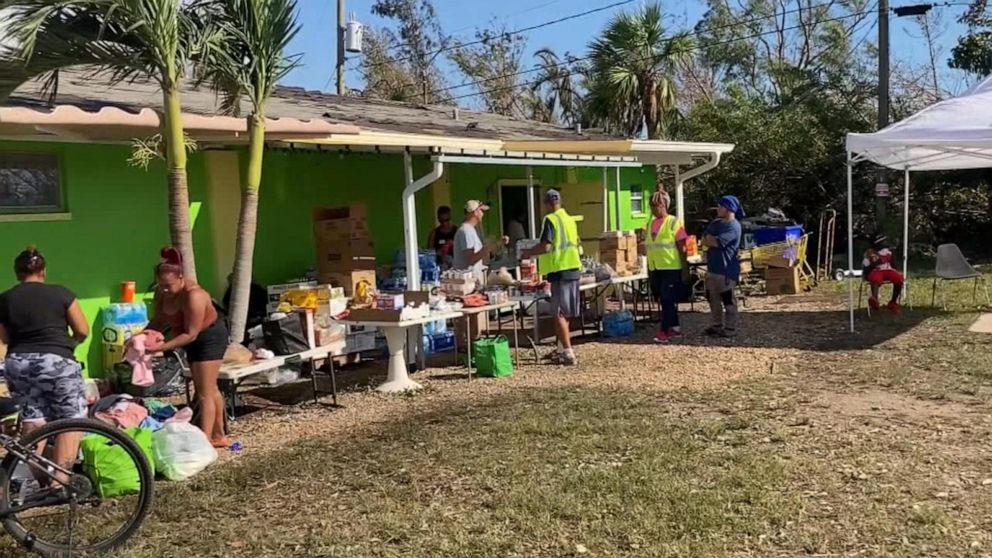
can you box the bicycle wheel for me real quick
[0,418,154,557]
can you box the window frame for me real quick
[629,184,645,215]
[0,152,66,215]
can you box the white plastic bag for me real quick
[151,422,218,481]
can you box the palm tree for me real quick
[531,48,581,126]
[586,3,693,139]
[0,0,210,281]
[196,0,299,343]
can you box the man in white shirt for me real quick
[453,200,496,283]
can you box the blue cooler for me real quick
[753,225,803,246]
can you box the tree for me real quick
[196,0,300,342]
[530,48,582,126]
[0,0,212,281]
[693,0,873,102]
[586,3,694,140]
[448,25,534,117]
[362,0,449,104]
[950,0,992,77]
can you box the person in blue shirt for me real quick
[704,195,744,337]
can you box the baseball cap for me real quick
[464,200,490,213]
[545,189,562,203]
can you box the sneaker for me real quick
[718,328,737,338]
[887,301,902,315]
[541,350,562,362]
[666,328,683,340]
[868,297,880,311]
[560,350,577,366]
[653,329,670,343]
[704,326,723,337]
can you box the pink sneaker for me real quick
[653,329,670,343]
[887,301,902,315]
[666,328,683,340]
[868,297,880,312]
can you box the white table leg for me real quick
[376,326,423,393]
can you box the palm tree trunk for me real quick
[162,85,198,283]
[227,113,266,343]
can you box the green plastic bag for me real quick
[472,336,513,378]
[81,427,154,498]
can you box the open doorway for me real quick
[499,183,537,248]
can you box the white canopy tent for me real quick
[844,75,992,331]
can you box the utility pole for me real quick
[876,0,890,222]
[336,0,345,95]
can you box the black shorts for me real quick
[185,320,229,363]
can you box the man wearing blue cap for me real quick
[704,195,744,337]
[521,189,582,366]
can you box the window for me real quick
[630,184,644,214]
[0,153,64,214]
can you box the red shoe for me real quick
[887,301,902,315]
[653,329,670,343]
[868,297,880,312]
[666,328,683,340]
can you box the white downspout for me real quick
[403,152,444,291]
[602,167,609,232]
[614,167,621,230]
[526,166,536,238]
[673,151,721,221]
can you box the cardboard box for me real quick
[600,249,632,269]
[347,291,430,322]
[765,266,801,295]
[318,269,376,297]
[622,234,638,252]
[764,253,795,269]
[599,237,624,251]
[313,205,370,241]
[315,238,377,272]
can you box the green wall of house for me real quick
[0,141,655,375]
[0,140,218,374]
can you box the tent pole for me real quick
[847,152,855,333]
[903,167,911,307]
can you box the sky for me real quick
[281,0,973,100]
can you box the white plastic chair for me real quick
[931,243,990,309]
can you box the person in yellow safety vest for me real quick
[641,190,688,343]
[520,189,582,366]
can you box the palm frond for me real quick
[196,0,300,116]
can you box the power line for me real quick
[429,0,872,101]
[442,8,879,106]
[351,0,636,72]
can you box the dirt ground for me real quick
[4,283,992,558]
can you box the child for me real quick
[863,235,904,314]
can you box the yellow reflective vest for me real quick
[644,215,683,271]
[538,208,582,274]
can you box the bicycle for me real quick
[0,397,154,557]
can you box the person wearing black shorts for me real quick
[143,247,230,448]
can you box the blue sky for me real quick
[282,0,973,102]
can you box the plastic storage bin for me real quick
[753,225,803,246]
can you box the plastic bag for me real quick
[151,422,218,481]
[81,427,154,497]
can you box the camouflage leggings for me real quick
[3,353,87,422]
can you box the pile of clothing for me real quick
[90,395,217,482]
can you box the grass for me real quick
[6,275,992,557]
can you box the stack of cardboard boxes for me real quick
[763,252,801,295]
[599,232,639,273]
[312,204,377,295]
